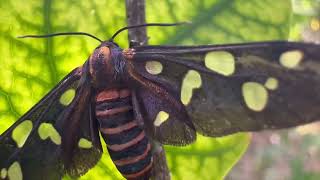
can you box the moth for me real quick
[1,23,320,180]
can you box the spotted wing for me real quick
[130,41,320,140]
[0,64,102,179]
[131,84,196,146]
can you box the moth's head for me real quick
[89,42,119,88]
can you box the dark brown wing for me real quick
[0,62,102,179]
[130,41,320,142]
[128,68,196,145]
[58,62,102,177]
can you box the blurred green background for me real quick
[0,0,319,179]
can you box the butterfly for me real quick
[1,23,320,180]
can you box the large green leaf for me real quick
[0,0,291,179]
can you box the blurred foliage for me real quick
[290,0,320,43]
[0,0,295,179]
[228,125,320,180]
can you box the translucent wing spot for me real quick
[264,77,279,90]
[12,120,33,148]
[78,138,93,149]
[204,51,235,76]
[59,89,76,106]
[1,168,7,179]
[38,123,61,145]
[242,82,268,112]
[154,111,169,126]
[8,162,22,180]
[145,61,163,75]
[279,50,304,69]
[310,18,320,31]
[181,70,202,105]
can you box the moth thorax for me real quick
[89,46,117,88]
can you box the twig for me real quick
[125,0,148,45]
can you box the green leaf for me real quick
[0,0,291,179]
[166,133,250,180]
[147,0,291,44]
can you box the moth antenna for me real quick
[110,21,191,41]
[18,32,103,43]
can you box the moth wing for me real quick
[131,41,320,138]
[0,64,102,179]
[131,86,196,146]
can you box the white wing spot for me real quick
[59,89,76,106]
[242,82,268,112]
[145,61,163,75]
[12,120,33,148]
[265,77,279,90]
[154,111,169,126]
[38,123,61,145]
[181,70,202,105]
[8,162,22,180]
[1,168,7,179]
[310,18,320,31]
[205,51,235,76]
[78,138,93,149]
[279,50,304,69]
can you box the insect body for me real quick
[90,45,153,178]
[1,24,320,180]
[96,88,152,179]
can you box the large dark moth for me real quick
[1,23,320,180]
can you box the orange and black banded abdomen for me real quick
[95,88,152,179]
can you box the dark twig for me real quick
[125,0,147,46]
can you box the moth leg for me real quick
[89,100,102,150]
[131,90,145,128]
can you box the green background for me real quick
[0,0,310,179]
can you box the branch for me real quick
[125,1,171,180]
[125,0,148,45]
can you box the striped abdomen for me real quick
[95,88,152,179]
